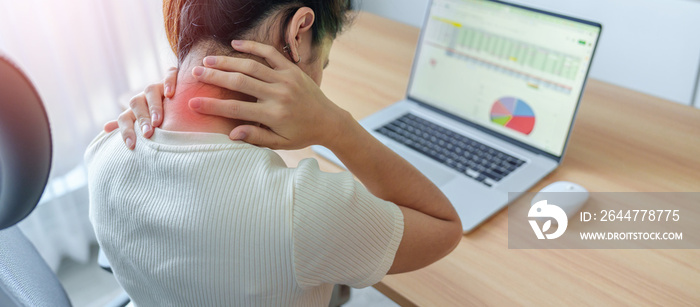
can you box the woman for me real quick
[90,0,462,306]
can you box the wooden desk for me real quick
[277,13,700,306]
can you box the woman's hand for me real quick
[104,68,179,149]
[188,40,351,150]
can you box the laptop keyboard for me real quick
[375,113,526,187]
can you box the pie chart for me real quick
[490,97,536,135]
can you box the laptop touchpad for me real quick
[388,144,456,187]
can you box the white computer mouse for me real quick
[531,181,589,221]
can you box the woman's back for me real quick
[86,127,403,306]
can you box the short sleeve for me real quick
[291,159,404,289]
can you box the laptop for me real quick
[313,0,602,232]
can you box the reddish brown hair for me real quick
[163,0,353,64]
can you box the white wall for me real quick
[360,0,430,28]
[696,71,700,108]
[359,0,700,106]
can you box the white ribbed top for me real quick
[85,127,403,307]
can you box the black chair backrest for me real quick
[0,54,52,230]
[0,55,70,306]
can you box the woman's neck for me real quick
[160,72,255,136]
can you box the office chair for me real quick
[0,54,71,306]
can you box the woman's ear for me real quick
[285,7,315,63]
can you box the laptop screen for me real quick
[408,0,601,158]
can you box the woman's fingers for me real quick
[192,66,273,99]
[117,110,137,150]
[104,120,119,133]
[128,93,154,138]
[189,97,268,123]
[109,67,177,150]
[229,125,288,149]
[143,83,166,127]
[163,67,178,99]
[231,40,291,69]
[203,56,277,83]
